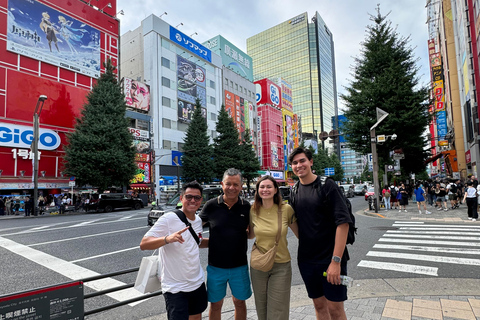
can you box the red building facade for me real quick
[0,0,119,195]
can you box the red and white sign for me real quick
[466,150,472,164]
[129,128,149,140]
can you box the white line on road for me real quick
[71,246,139,263]
[382,234,480,241]
[69,220,100,227]
[373,243,480,255]
[393,224,480,229]
[0,236,145,305]
[386,230,480,236]
[29,226,53,231]
[29,226,147,247]
[367,250,480,266]
[357,260,438,276]
[379,237,480,247]
[394,221,425,224]
[397,227,480,232]
[119,216,134,220]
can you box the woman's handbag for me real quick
[134,250,162,293]
[250,206,282,272]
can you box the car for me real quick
[339,184,355,198]
[279,186,292,204]
[93,193,144,213]
[147,187,223,226]
[364,187,376,201]
[354,184,367,195]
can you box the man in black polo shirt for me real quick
[199,168,251,320]
[288,147,351,320]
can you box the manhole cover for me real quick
[369,226,399,231]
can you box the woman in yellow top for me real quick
[249,175,298,320]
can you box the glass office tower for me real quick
[247,12,338,152]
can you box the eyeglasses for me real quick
[184,194,202,201]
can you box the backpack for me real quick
[390,187,397,198]
[449,183,457,194]
[384,190,391,198]
[291,176,357,245]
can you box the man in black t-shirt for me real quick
[199,168,251,320]
[288,147,352,320]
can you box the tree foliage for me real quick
[64,59,136,192]
[311,147,344,181]
[240,128,261,192]
[213,105,242,178]
[181,99,214,183]
[340,7,430,175]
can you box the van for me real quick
[94,193,144,213]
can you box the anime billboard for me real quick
[176,55,207,112]
[124,78,151,112]
[177,99,206,124]
[7,0,101,78]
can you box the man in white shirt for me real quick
[140,181,208,320]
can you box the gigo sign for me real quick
[0,123,61,150]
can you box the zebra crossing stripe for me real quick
[367,251,480,266]
[387,230,480,236]
[379,237,480,247]
[396,227,480,232]
[382,234,480,241]
[357,260,438,276]
[394,221,425,224]
[393,224,480,229]
[373,244,480,255]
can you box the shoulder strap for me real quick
[173,209,200,245]
[274,205,282,246]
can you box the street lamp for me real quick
[370,108,389,213]
[33,95,47,215]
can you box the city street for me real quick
[1,196,479,319]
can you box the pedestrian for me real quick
[426,180,435,206]
[248,175,298,320]
[390,185,399,210]
[0,197,5,216]
[38,195,45,215]
[399,183,408,212]
[140,181,208,320]
[382,185,391,210]
[24,197,32,216]
[288,147,352,320]
[446,179,459,209]
[199,168,252,320]
[5,197,12,215]
[435,182,448,211]
[414,183,430,214]
[463,181,478,222]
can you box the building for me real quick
[0,0,119,198]
[247,12,338,153]
[334,115,364,182]
[120,14,223,199]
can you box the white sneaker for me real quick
[399,210,401,212]
[404,210,407,212]
[444,208,448,211]
[419,210,422,214]
[469,217,473,220]
[473,219,477,222]
[426,211,432,214]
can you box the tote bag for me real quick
[134,251,162,293]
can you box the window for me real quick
[240,86,243,93]
[235,84,238,90]
[178,142,185,152]
[137,120,149,130]
[210,113,217,121]
[230,80,234,88]
[162,77,171,88]
[161,57,170,68]
[211,130,217,139]
[178,122,188,132]
[162,118,171,129]
[210,96,216,104]
[225,78,228,85]
[163,140,171,149]
[209,80,215,89]
[162,96,171,108]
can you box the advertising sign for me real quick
[255,78,282,108]
[0,123,60,150]
[131,162,151,184]
[133,140,150,154]
[436,110,447,139]
[7,0,101,78]
[129,128,149,140]
[466,150,472,164]
[177,55,206,108]
[177,99,206,124]
[224,91,235,118]
[279,78,293,112]
[170,26,211,62]
[271,142,278,168]
[433,80,445,111]
[124,78,151,111]
[284,112,294,156]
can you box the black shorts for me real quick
[298,261,348,302]
[164,283,207,320]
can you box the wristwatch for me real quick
[332,256,341,263]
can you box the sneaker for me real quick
[419,210,422,214]
[437,208,443,211]
[399,210,402,212]
[473,219,477,222]
[426,211,432,214]
[404,210,407,212]
[468,217,473,220]
[444,208,448,211]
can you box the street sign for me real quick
[325,167,335,176]
[387,165,394,172]
[69,181,76,187]
[69,176,75,181]
[393,153,405,160]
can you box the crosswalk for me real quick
[357,221,480,276]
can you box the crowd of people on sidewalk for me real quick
[379,174,479,221]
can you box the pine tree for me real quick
[213,105,242,179]
[340,7,430,175]
[240,128,260,193]
[329,153,345,182]
[64,59,136,193]
[182,99,214,183]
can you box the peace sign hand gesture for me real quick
[165,226,190,244]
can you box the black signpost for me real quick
[0,281,84,320]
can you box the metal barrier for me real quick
[83,267,163,316]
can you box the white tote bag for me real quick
[134,251,162,293]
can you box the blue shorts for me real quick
[206,265,252,303]
[298,261,348,302]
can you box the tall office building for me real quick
[247,12,338,152]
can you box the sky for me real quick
[116,0,430,111]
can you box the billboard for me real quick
[7,0,101,78]
[176,55,207,121]
[254,78,281,108]
[204,35,254,81]
[170,26,211,62]
[177,99,206,124]
[124,78,151,111]
[279,78,293,112]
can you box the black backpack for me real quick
[390,187,397,198]
[291,176,357,245]
[449,183,457,194]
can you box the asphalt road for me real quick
[0,196,477,319]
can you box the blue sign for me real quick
[170,26,211,62]
[436,111,447,138]
[325,167,335,176]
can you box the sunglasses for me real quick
[184,194,202,201]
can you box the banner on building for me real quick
[124,78,150,111]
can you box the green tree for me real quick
[182,99,214,183]
[330,153,345,182]
[240,128,261,193]
[64,59,136,193]
[213,105,242,179]
[340,7,430,176]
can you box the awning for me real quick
[130,184,152,188]
[424,153,443,165]
[159,176,178,180]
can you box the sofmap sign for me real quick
[170,26,211,62]
[0,123,61,150]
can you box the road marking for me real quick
[357,260,438,276]
[373,244,480,255]
[69,220,100,227]
[394,221,425,224]
[382,234,480,241]
[379,238,480,247]
[0,236,145,305]
[397,227,480,232]
[29,226,52,231]
[393,223,480,229]
[119,215,134,220]
[71,246,139,263]
[367,251,480,266]
[387,230,480,236]
[29,226,147,247]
